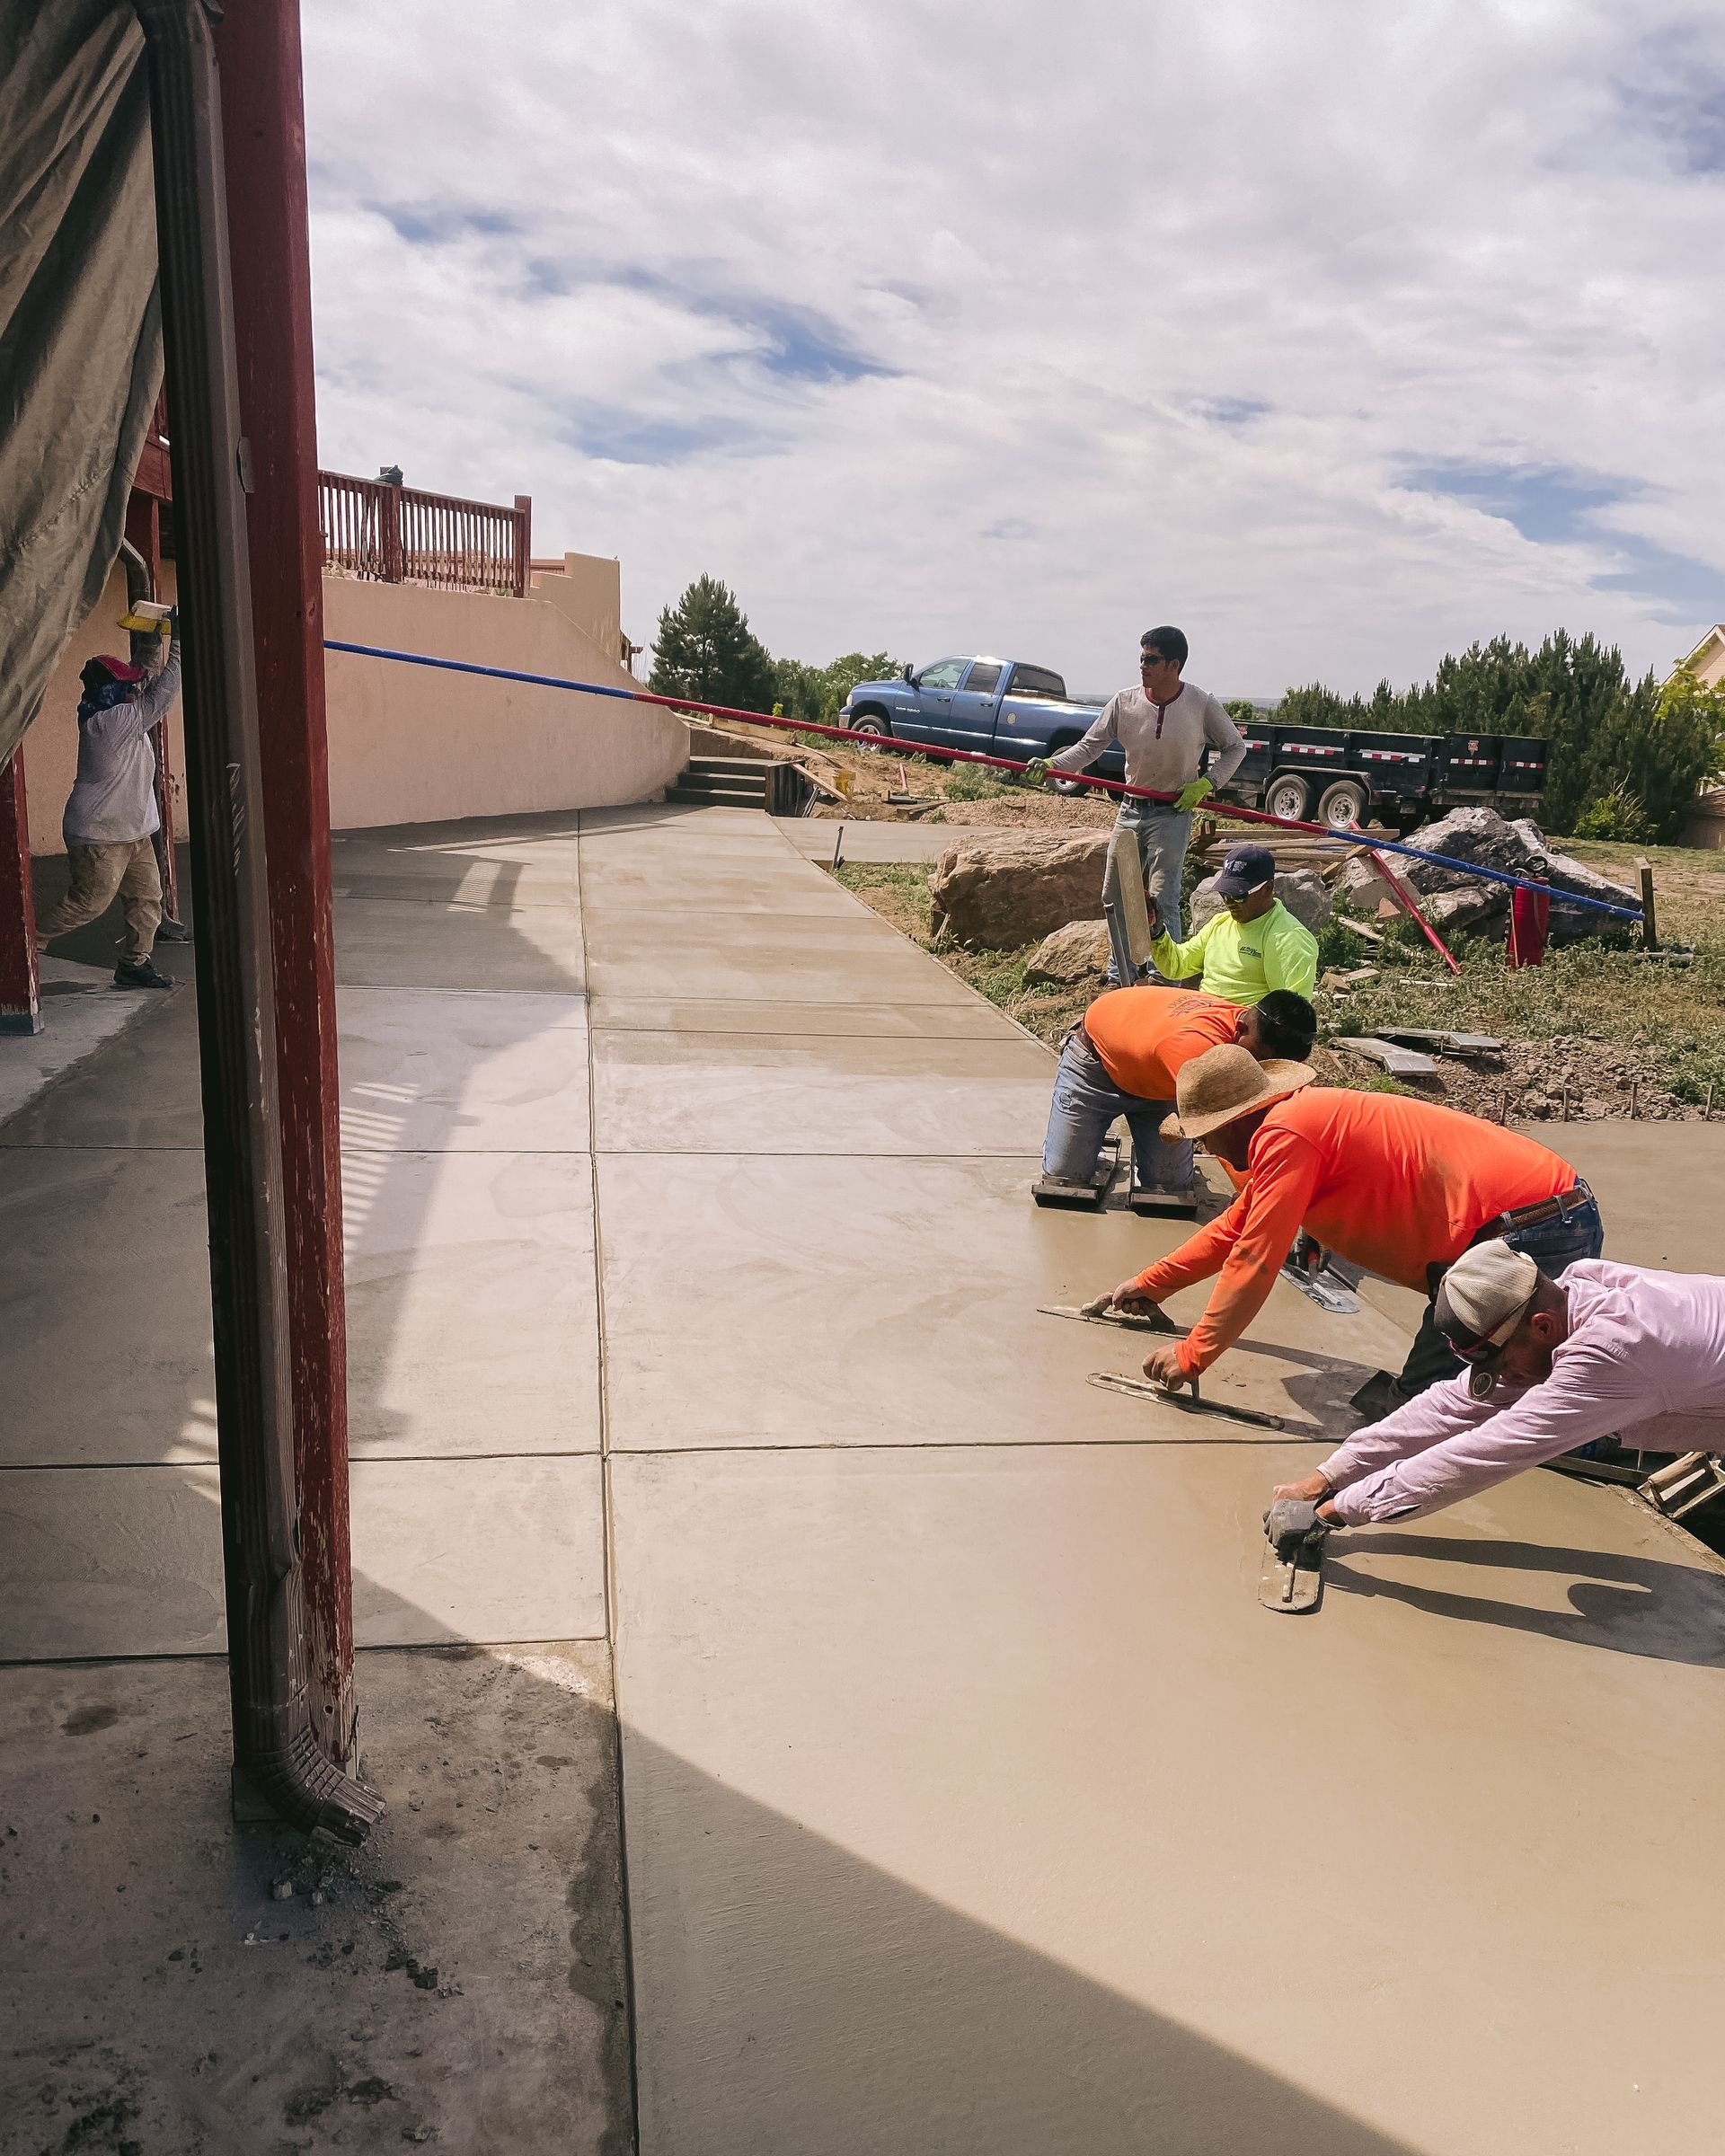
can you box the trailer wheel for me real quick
[1265,773,1311,821]
[1316,779,1367,830]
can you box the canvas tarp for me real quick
[0,0,161,766]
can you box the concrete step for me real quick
[669,776,767,805]
[669,755,774,808]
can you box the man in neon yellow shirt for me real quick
[1149,843,1318,1003]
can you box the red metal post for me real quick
[0,750,42,1037]
[213,0,356,1765]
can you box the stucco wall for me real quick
[322,575,686,832]
[21,565,686,855]
[531,551,624,664]
[21,561,186,859]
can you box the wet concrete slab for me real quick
[331,864,585,906]
[611,1441,1725,2155]
[0,1644,629,2153]
[591,1029,1056,1155]
[1,1465,227,1658]
[1535,1118,1725,1272]
[337,986,591,1153]
[0,960,157,1130]
[1,1453,606,1659]
[588,992,1013,1038]
[585,905,982,999]
[579,880,863,922]
[0,986,202,1150]
[782,818,1020,862]
[333,894,588,994]
[349,1455,606,1646]
[343,1151,601,1458]
[598,1153,1405,1450]
[0,1146,215,1468]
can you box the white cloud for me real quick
[300,0,1725,696]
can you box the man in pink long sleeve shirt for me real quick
[1273,1253,1725,1526]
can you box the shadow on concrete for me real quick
[2,1620,1429,2156]
[1328,1530,1725,1665]
[615,1727,1425,2156]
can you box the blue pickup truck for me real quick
[839,655,1549,831]
[837,657,1123,782]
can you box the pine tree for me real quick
[649,576,775,713]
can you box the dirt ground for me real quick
[711,715,1725,1121]
[833,839,1725,1127]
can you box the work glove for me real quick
[1021,757,1051,787]
[1263,1498,1326,1547]
[1173,777,1214,814]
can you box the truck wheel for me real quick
[1265,774,1311,821]
[1316,779,1367,830]
[1050,773,1087,796]
[849,713,891,747]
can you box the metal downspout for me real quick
[132,0,380,1843]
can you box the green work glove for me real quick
[1173,777,1214,814]
[1021,758,1052,787]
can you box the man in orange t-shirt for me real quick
[1091,1046,1603,1398]
[1040,985,1316,1197]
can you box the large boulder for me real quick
[930,831,1109,949]
[1190,863,1331,935]
[1332,808,1637,941]
[1024,918,1111,984]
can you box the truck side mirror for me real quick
[903,664,915,684]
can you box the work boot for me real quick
[114,959,173,990]
[154,918,192,943]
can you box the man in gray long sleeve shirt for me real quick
[1041,625,1246,968]
[37,628,183,989]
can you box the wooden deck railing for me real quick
[317,471,532,597]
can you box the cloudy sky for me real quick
[300,1,1724,700]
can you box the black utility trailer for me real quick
[1225,723,1548,834]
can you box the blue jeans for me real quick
[1393,1189,1606,1398]
[1106,801,1192,985]
[1039,1031,1195,1193]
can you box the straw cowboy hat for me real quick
[1159,1043,1316,1141]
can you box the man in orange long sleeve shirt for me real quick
[1039,985,1316,1199]
[1092,1047,1604,1399]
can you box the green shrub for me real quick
[1315,918,1366,970]
[1573,779,1652,844]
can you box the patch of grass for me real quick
[941,765,1020,802]
[1316,898,1725,1114]
[833,853,1725,1115]
[1315,917,1367,970]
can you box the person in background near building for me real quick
[36,614,182,990]
[1087,1046,1603,1399]
[1269,1242,1725,1528]
[1026,627,1246,964]
[1041,984,1316,1199]
[1147,842,1319,1003]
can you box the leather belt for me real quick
[1473,1180,1593,1241]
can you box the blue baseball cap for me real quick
[1214,844,1276,898]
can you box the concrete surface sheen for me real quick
[612,1445,1725,2156]
[8,800,1725,2156]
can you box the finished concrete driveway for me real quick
[4,800,1725,2154]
